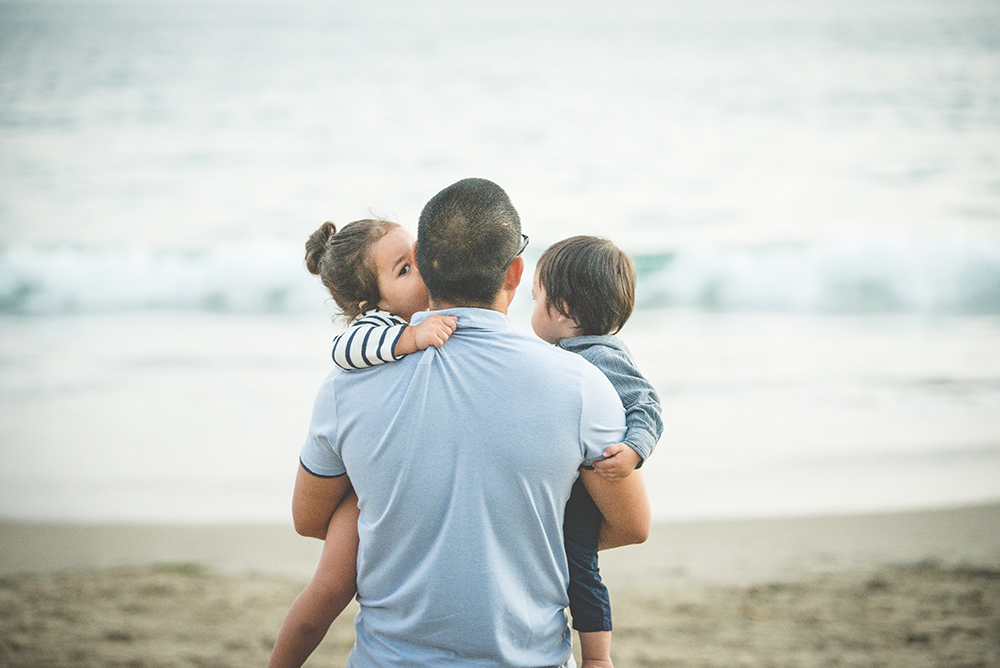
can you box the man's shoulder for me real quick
[468,328,610,396]
[514,331,597,370]
[321,349,416,390]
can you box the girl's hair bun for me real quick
[305,221,337,275]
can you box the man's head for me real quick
[417,178,524,308]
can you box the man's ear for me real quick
[505,255,524,290]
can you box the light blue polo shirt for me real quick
[300,307,626,668]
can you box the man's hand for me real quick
[395,315,458,356]
[592,443,642,480]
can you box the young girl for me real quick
[268,218,456,668]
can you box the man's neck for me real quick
[430,290,514,315]
[426,258,522,314]
[429,301,507,315]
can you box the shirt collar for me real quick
[558,334,626,353]
[410,307,513,332]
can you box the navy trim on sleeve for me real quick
[299,458,347,479]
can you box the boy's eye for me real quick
[399,265,410,277]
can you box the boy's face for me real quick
[372,226,430,321]
[530,267,579,345]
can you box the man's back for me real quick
[300,308,625,667]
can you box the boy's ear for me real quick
[554,302,580,329]
[556,304,574,323]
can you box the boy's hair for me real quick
[417,178,522,307]
[305,218,399,322]
[536,235,636,336]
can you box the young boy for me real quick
[531,235,663,668]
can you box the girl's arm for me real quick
[332,311,457,370]
[332,312,408,370]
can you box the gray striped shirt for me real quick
[558,335,663,462]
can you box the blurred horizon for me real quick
[1,0,998,523]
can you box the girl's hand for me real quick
[400,314,458,354]
[592,443,642,480]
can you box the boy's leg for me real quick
[564,478,614,664]
[269,490,360,668]
[579,631,614,668]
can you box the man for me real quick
[294,178,650,667]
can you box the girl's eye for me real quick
[399,265,410,277]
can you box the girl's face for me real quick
[530,267,579,344]
[371,226,429,321]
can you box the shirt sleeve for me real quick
[299,372,347,477]
[331,312,408,370]
[588,347,663,462]
[577,361,627,468]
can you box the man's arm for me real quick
[292,464,353,539]
[580,467,651,550]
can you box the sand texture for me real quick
[1,504,998,667]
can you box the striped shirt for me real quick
[331,310,408,370]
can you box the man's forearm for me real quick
[580,468,651,549]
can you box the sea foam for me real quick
[1,237,999,315]
[635,237,1000,314]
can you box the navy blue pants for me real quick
[563,477,612,632]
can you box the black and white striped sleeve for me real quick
[331,311,408,370]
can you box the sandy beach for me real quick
[2,503,998,667]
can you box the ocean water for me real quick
[1,0,999,523]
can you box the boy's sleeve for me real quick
[332,312,408,370]
[591,347,663,462]
[578,362,628,468]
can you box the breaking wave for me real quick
[2,237,999,315]
[634,237,1000,314]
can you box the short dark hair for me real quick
[536,236,636,336]
[304,218,399,322]
[416,178,521,307]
